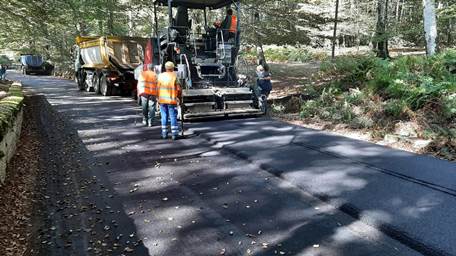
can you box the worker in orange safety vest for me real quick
[220,9,237,41]
[138,64,158,127]
[157,61,182,140]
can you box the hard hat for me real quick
[165,61,175,69]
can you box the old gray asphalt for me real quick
[11,71,455,256]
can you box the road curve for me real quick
[10,71,455,256]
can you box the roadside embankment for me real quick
[269,52,456,161]
[0,80,24,184]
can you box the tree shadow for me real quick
[14,70,456,255]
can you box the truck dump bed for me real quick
[20,55,44,67]
[76,36,148,71]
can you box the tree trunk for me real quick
[331,0,340,60]
[254,12,268,71]
[128,10,133,36]
[98,20,103,35]
[448,19,453,46]
[423,0,438,56]
[106,0,114,35]
[375,0,389,59]
[395,0,401,21]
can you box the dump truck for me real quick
[20,54,53,75]
[151,0,262,119]
[74,36,151,96]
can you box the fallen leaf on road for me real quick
[124,247,134,253]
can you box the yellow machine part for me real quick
[75,36,148,70]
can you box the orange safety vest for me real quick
[157,71,181,105]
[138,70,158,96]
[229,15,237,33]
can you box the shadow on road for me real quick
[11,71,454,255]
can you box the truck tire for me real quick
[93,73,101,94]
[76,71,86,91]
[100,74,112,96]
[85,72,93,92]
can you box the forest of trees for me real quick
[0,0,455,68]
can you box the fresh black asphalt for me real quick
[10,71,455,255]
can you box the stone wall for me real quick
[0,82,24,185]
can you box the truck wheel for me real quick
[93,74,101,94]
[100,74,112,96]
[77,71,86,91]
[85,72,93,92]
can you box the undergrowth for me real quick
[240,47,328,63]
[299,50,456,159]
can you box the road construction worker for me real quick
[213,9,237,41]
[0,65,5,80]
[256,65,272,114]
[157,61,181,140]
[138,64,158,127]
[221,9,237,41]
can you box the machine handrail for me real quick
[180,54,192,89]
[191,30,198,58]
[216,29,226,60]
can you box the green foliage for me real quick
[0,84,24,137]
[300,100,320,118]
[302,50,456,137]
[384,99,408,119]
[321,55,386,88]
[264,48,313,63]
[442,94,456,119]
[321,51,456,111]
[0,56,12,66]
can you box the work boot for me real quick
[148,119,154,127]
[161,133,168,140]
[142,118,148,126]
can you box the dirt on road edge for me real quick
[0,95,44,256]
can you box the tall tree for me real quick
[423,0,438,55]
[375,0,389,59]
[331,0,340,59]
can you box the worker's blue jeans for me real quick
[141,95,156,124]
[160,104,178,137]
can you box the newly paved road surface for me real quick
[10,71,456,256]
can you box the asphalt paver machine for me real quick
[152,0,262,119]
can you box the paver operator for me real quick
[138,64,158,127]
[157,61,182,140]
[213,9,237,41]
